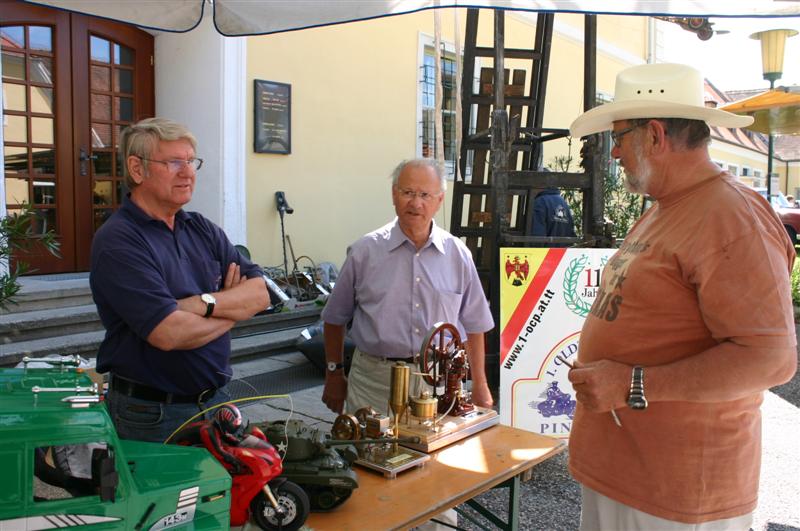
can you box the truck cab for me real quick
[0,367,232,530]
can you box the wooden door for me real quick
[2,0,154,274]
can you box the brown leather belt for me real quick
[110,374,216,405]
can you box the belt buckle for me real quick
[197,388,214,405]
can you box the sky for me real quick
[659,16,800,92]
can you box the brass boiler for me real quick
[389,362,409,417]
[410,391,438,426]
[389,362,410,451]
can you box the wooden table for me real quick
[305,424,565,530]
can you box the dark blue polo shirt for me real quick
[90,195,264,394]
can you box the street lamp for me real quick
[750,28,798,197]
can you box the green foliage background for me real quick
[1,207,60,309]
[792,259,800,307]
[549,154,643,241]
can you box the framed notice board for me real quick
[254,79,291,154]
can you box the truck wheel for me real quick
[251,481,310,531]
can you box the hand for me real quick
[222,262,243,290]
[470,380,494,408]
[322,373,347,414]
[567,359,630,413]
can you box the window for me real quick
[33,443,109,501]
[753,169,763,187]
[418,39,459,178]
[596,92,617,177]
[727,164,739,177]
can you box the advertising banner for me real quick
[499,248,616,438]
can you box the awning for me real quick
[722,88,800,135]
[21,0,800,36]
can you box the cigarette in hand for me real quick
[610,409,622,427]
[558,355,574,369]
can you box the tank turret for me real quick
[257,419,359,512]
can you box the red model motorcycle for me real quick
[171,404,310,531]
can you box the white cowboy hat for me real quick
[570,63,754,138]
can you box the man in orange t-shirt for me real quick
[567,63,797,530]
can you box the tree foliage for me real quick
[1,207,61,309]
[550,154,644,242]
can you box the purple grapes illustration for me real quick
[531,381,576,419]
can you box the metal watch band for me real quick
[628,365,647,409]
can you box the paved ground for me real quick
[243,348,800,531]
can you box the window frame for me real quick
[416,32,477,180]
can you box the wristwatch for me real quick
[326,361,344,373]
[627,365,648,410]
[200,293,216,318]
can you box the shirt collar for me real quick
[121,193,189,226]
[387,217,446,254]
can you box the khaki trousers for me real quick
[580,485,753,531]
[345,347,432,416]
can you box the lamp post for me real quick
[750,28,798,197]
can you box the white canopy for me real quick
[22,0,800,36]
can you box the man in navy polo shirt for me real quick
[90,117,271,443]
[531,169,576,245]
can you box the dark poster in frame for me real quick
[254,80,291,154]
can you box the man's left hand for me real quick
[471,381,494,408]
[222,262,244,290]
[568,359,630,412]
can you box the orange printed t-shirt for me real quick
[569,172,796,523]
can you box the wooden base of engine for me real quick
[397,406,499,453]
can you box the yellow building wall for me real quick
[245,10,647,268]
[783,161,800,197]
[708,142,769,188]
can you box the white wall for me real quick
[154,15,249,245]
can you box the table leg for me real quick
[456,474,522,530]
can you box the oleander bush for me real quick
[1,206,60,309]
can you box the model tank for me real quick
[259,419,359,512]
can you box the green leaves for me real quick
[0,206,61,309]
[550,154,643,242]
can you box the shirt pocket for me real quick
[434,289,464,326]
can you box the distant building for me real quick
[705,83,800,194]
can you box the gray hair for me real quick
[119,117,197,189]
[390,158,447,192]
[629,118,710,150]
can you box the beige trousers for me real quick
[580,485,753,531]
[345,347,432,416]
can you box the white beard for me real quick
[622,139,652,195]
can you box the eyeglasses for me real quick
[611,124,644,148]
[397,188,441,203]
[139,157,203,172]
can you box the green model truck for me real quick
[0,364,232,530]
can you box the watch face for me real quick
[201,293,216,304]
[327,362,336,372]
